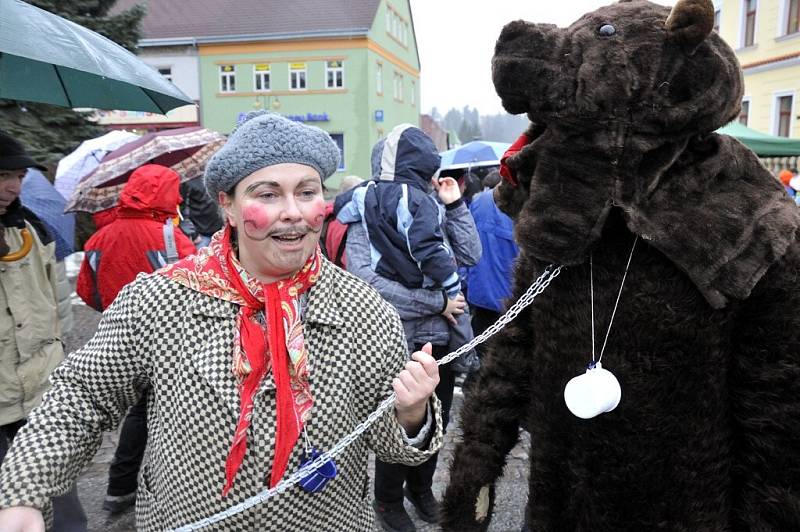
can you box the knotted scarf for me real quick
[159,225,321,495]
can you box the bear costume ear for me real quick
[666,0,715,51]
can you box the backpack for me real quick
[319,211,347,268]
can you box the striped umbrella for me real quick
[65,127,225,213]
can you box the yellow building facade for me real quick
[716,0,800,137]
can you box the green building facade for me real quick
[198,0,420,189]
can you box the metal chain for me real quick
[171,264,562,531]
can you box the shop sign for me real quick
[285,112,330,122]
[236,111,330,124]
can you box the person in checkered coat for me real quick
[0,112,445,531]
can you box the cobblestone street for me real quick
[63,282,531,532]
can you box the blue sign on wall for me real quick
[374,109,384,122]
[285,112,330,123]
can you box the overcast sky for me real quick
[409,0,675,116]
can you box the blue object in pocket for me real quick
[298,448,337,493]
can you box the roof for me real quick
[113,0,382,44]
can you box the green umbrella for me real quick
[0,0,193,113]
[716,121,800,157]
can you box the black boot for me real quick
[404,487,440,523]
[373,499,416,532]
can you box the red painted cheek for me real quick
[307,200,327,230]
[243,203,274,231]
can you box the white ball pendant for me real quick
[563,361,621,419]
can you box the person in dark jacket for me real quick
[77,163,195,514]
[335,124,479,367]
[336,124,481,532]
[179,177,224,248]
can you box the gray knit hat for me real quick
[204,111,340,200]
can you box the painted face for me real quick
[220,163,326,283]
[0,169,25,212]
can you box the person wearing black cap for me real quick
[0,130,87,531]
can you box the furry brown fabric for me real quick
[444,214,800,530]
[492,0,798,309]
[442,1,800,530]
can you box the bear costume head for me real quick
[491,0,798,308]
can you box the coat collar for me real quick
[303,258,346,327]
[185,257,345,418]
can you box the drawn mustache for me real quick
[242,223,322,241]
[267,226,322,237]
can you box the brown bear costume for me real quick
[442,0,800,530]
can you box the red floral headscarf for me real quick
[159,225,320,495]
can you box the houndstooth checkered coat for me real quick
[0,259,444,531]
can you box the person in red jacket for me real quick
[76,163,195,514]
[77,164,195,310]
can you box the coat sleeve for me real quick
[365,304,444,464]
[727,245,800,530]
[53,260,74,334]
[0,278,149,514]
[345,222,447,320]
[38,231,63,336]
[75,250,103,312]
[403,194,461,294]
[443,199,482,267]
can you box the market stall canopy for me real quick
[716,121,800,157]
[0,0,193,113]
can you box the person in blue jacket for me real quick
[463,170,519,389]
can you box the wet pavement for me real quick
[62,267,530,532]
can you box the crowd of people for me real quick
[0,114,516,532]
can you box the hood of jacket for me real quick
[375,124,441,191]
[117,164,182,221]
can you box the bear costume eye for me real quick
[598,24,616,36]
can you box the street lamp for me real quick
[253,95,281,111]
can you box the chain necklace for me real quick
[590,235,638,365]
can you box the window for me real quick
[158,67,172,82]
[788,0,800,34]
[326,60,344,89]
[778,95,793,137]
[329,133,345,171]
[290,63,307,90]
[393,72,403,101]
[739,99,750,125]
[386,5,409,46]
[219,64,235,93]
[253,64,270,92]
[376,62,383,95]
[410,80,415,106]
[714,9,721,32]
[744,0,757,46]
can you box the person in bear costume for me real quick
[441,0,800,530]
